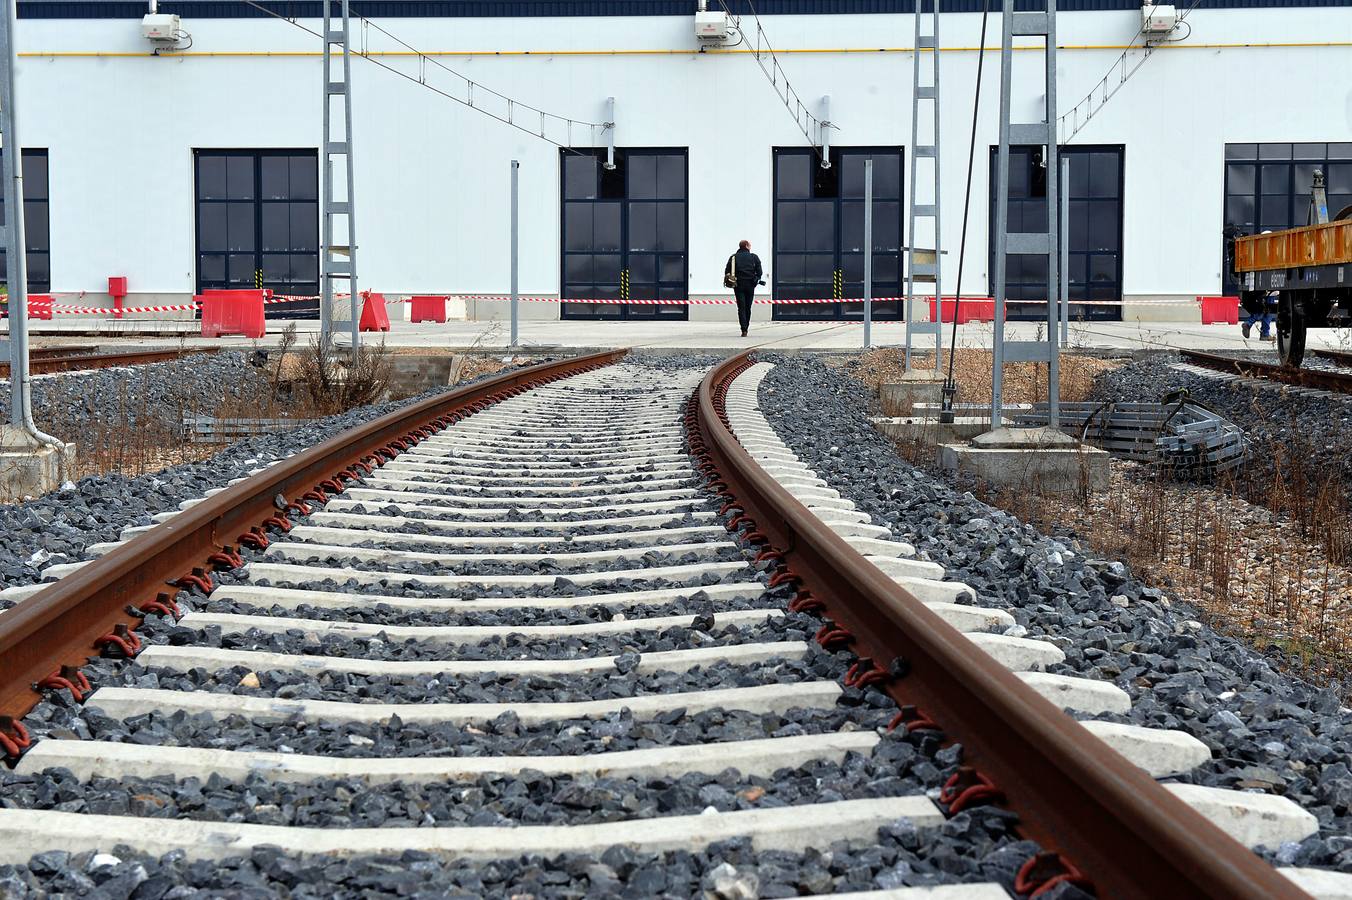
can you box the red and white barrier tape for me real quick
[26,291,1215,316]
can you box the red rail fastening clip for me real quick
[1015,852,1094,898]
[844,658,889,688]
[286,499,312,517]
[37,665,92,702]
[887,705,940,734]
[94,623,141,658]
[768,570,801,589]
[303,488,328,504]
[788,589,825,613]
[718,501,741,516]
[319,478,344,494]
[238,526,270,551]
[207,545,244,570]
[0,716,31,759]
[754,548,784,565]
[816,621,854,650]
[262,514,292,533]
[174,567,214,595]
[139,592,180,619]
[726,514,752,532]
[940,767,1005,813]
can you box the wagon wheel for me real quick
[1276,292,1307,368]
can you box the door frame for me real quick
[771,145,906,322]
[558,147,690,321]
[192,148,320,319]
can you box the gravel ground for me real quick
[0,356,548,603]
[4,354,1044,898]
[757,353,1352,871]
[1094,350,1352,504]
[0,828,1042,899]
[2,351,269,428]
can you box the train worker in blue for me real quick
[1241,290,1277,342]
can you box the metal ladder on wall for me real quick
[903,0,943,373]
[321,0,359,353]
[990,0,1060,427]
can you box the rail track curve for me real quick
[0,349,1337,898]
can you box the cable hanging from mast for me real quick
[716,0,833,158]
[1058,0,1203,144]
[241,0,608,149]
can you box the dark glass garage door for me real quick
[194,150,319,319]
[988,145,1124,322]
[560,148,687,320]
[0,149,50,293]
[773,147,904,321]
[1222,142,1352,294]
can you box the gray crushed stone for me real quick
[757,353,1352,871]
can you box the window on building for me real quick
[1222,142,1352,293]
[560,148,687,321]
[195,149,319,318]
[773,147,904,321]
[0,149,51,293]
[988,145,1124,322]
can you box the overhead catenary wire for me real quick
[940,0,993,418]
[240,0,607,149]
[716,0,832,159]
[1058,0,1204,144]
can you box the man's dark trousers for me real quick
[734,281,756,333]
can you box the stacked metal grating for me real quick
[1014,395,1246,477]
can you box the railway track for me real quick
[1311,348,1352,368]
[0,350,1344,897]
[1178,348,1352,394]
[0,346,217,377]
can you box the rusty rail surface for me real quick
[1180,348,1352,394]
[0,349,626,722]
[0,347,220,377]
[690,351,1305,900]
[1312,348,1352,368]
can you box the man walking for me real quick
[725,239,763,337]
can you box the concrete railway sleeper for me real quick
[0,350,1343,897]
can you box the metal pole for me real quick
[1044,4,1060,431]
[0,0,57,446]
[603,98,615,171]
[510,159,519,348]
[342,0,359,362]
[863,159,873,350]
[319,3,333,350]
[991,0,1014,428]
[1059,154,1070,348]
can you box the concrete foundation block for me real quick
[0,427,75,499]
[873,416,987,445]
[938,427,1109,494]
[879,373,945,415]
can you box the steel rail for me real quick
[690,350,1306,900]
[1312,348,1352,368]
[0,348,220,377]
[0,349,626,722]
[1180,348,1352,394]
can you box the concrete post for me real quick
[863,159,873,350]
[510,159,519,348]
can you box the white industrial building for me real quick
[5,0,1350,324]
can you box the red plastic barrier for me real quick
[1198,295,1239,325]
[199,289,266,338]
[28,294,53,320]
[359,291,391,332]
[108,276,128,320]
[955,297,998,324]
[410,295,447,324]
[928,298,955,323]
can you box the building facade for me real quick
[7,0,1351,323]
